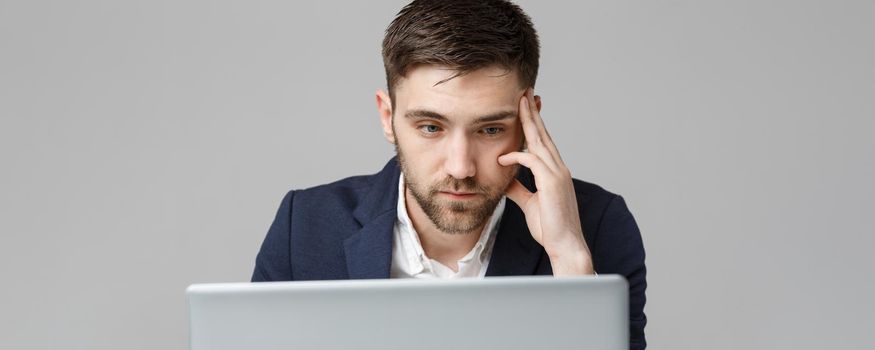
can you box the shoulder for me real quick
[285,172,377,215]
[297,172,375,198]
[571,177,618,204]
[283,158,401,219]
[568,178,628,231]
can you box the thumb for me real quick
[504,179,533,207]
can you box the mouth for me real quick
[438,191,480,200]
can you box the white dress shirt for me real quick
[390,173,506,279]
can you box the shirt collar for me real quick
[395,173,506,276]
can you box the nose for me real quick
[444,133,476,180]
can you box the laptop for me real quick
[187,275,628,350]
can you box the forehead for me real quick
[394,65,525,122]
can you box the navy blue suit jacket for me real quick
[252,157,647,349]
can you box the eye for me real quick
[481,126,504,136]
[418,124,442,135]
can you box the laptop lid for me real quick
[187,275,628,350]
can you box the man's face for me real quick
[379,65,526,234]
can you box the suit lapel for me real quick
[344,158,400,279]
[485,200,545,276]
[344,211,396,279]
[486,166,546,276]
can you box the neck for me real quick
[404,187,484,269]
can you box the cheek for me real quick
[395,127,430,152]
[396,135,443,175]
[476,142,519,179]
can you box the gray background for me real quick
[1,0,873,349]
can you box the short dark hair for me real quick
[382,0,540,107]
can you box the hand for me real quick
[498,88,594,276]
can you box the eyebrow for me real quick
[404,109,517,124]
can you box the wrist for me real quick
[546,239,594,276]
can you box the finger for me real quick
[519,94,560,172]
[498,151,554,181]
[504,179,533,208]
[525,89,550,142]
[522,90,563,167]
[526,90,564,163]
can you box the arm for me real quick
[498,88,594,275]
[251,190,295,282]
[595,195,647,350]
[498,88,647,348]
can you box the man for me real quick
[252,0,646,348]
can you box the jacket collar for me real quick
[344,157,400,279]
[344,157,545,279]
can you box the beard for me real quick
[396,144,519,235]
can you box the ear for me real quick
[375,89,395,144]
